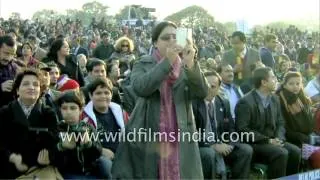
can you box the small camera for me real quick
[309,134,320,145]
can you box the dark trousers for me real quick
[252,142,301,179]
[199,143,253,179]
[200,147,216,179]
[224,143,253,178]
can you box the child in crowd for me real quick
[54,90,108,179]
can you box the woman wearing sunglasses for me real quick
[112,21,208,179]
[109,36,135,76]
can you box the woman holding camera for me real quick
[112,21,208,179]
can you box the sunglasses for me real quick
[122,44,129,47]
[159,34,176,41]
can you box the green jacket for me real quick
[112,55,208,179]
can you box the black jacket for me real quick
[235,90,286,144]
[192,95,235,147]
[54,121,102,175]
[44,55,85,87]
[0,100,58,178]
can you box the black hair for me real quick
[86,59,106,72]
[101,31,110,38]
[216,64,231,74]
[46,38,65,61]
[56,34,65,40]
[231,31,246,43]
[12,68,40,97]
[151,21,177,44]
[87,77,113,96]
[253,67,273,89]
[0,35,15,48]
[55,90,85,109]
[204,70,222,85]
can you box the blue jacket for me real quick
[260,47,275,68]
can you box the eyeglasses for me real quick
[159,34,176,41]
[122,44,129,47]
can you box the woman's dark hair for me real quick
[87,77,113,96]
[55,90,85,109]
[106,62,118,77]
[282,71,302,85]
[253,67,273,89]
[280,71,311,104]
[12,68,40,97]
[151,21,177,44]
[46,38,65,61]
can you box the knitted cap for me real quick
[57,75,80,92]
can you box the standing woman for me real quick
[44,39,85,87]
[109,36,135,76]
[0,69,58,178]
[112,21,208,179]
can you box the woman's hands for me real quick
[165,39,196,68]
[182,39,196,69]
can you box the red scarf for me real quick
[153,49,181,180]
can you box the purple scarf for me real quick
[153,49,181,180]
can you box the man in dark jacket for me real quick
[0,35,18,107]
[93,31,114,61]
[297,37,314,64]
[260,34,278,69]
[193,71,252,179]
[222,31,261,85]
[235,67,301,179]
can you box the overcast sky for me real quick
[0,0,319,26]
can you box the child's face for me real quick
[60,102,81,124]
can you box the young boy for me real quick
[54,90,106,179]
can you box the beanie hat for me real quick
[57,75,80,92]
